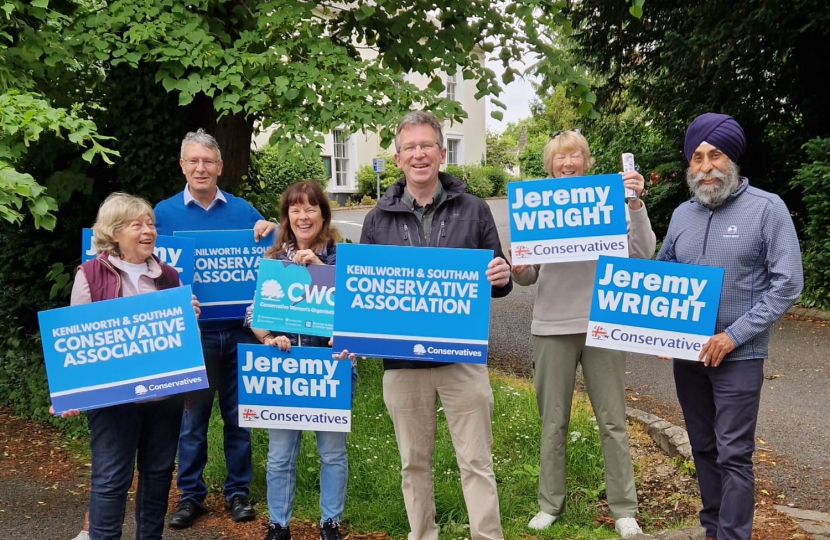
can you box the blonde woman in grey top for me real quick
[512,130,656,538]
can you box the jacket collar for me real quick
[97,251,164,278]
[377,172,466,213]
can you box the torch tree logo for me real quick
[413,344,427,355]
[134,384,148,395]
[261,280,284,300]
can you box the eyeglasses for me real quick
[400,141,440,154]
[550,128,581,139]
[183,158,220,169]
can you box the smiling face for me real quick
[550,150,586,178]
[113,214,157,264]
[394,123,446,192]
[180,142,223,206]
[288,196,324,250]
[686,143,740,208]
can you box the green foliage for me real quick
[793,137,830,309]
[482,166,510,197]
[249,143,327,199]
[485,130,517,171]
[356,159,402,200]
[568,0,830,232]
[445,164,494,198]
[204,362,621,539]
[517,136,550,179]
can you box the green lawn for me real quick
[203,360,624,539]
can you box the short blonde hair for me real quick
[543,130,595,176]
[91,192,155,256]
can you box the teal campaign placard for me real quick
[82,228,195,284]
[237,344,351,432]
[508,174,628,264]
[586,256,724,360]
[173,229,273,320]
[332,244,493,364]
[38,286,207,414]
[251,260,335,337]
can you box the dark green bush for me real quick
[517,136,548,179]
[445,164,494,198]
[482,166,510,196]
[793,137,830,309]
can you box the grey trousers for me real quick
[532,333,638,519]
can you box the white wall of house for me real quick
[253,53,487,198]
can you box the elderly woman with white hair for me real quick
[512,129,657,538]
[54,192,199,540]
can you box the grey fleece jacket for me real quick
[513,203,657,335]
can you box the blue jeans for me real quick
[674,358,764,540]
[267,365,357,526]
[87,397,183,540]
[176,326,259,504]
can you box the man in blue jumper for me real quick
[155,129,277,528]
[657,113,803,540]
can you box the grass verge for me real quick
[202,360,651,539]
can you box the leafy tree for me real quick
[0,2,116,230]
[485,130,517,171]
[567,0,830,228]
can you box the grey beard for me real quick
[686,161,740,208]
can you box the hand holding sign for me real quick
[486,257,511,287]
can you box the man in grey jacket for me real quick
[359,110,512,540]
[657,113,803,540]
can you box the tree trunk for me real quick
[187,94,255,194]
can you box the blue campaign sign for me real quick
[81,228,196,285]
[173,229,273,320]
[332,243,492,364]
[39,285,207,414]
[252,259,335,337]
[586,256,725,360]
[508,174,628,264]
[237,344,351,432]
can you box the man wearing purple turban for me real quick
[656,113,803,540]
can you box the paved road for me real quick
[333,200,830,513]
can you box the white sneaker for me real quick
[528,510,557,530]
[614,517,642,538]
[71,532,90,540]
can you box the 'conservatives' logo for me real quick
[260,280,285,300]
[242,408,259,421]
[514,246,531,258]
[413,344,426,355]
[590,326,609,340]
[134,384,148,395]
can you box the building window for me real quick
[446,72,457,102]
[446,138,461,165]
[321,156,332,181]
[333,130,349,187]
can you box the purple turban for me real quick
[684,113,745,163]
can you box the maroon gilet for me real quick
[79,252,180,302]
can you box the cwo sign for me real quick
[586,256,724,360]
[508,174,628,264]
[252,260,335,338]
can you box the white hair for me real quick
[181,128,222,160]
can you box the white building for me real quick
[253,59,487,202]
